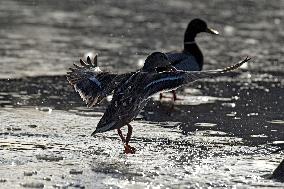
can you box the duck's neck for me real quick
[183,33,203,70]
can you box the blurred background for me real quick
[0,0,283,78]
[0,0,283,188]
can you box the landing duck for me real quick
[67,52,249,154]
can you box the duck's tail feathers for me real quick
[91,121,116,136]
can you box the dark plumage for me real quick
[67,52,250,153]
[67,55,126,107]
[93,56,249,134]
[167,18,219,71]
[66,52,174,108]
[162,18,219,101]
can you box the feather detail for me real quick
[87,56,92,65]
[80,59,87,66]
[220,57,250,73]
[67,55,125,107]
[67,55,104,107]
[93,55,98,67]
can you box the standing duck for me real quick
[160,18,219,101]
[67,52,249,154]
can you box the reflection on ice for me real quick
[0,0,283,187]
[267,120,284,124]
[152,93,231,105]
[0,106,283,188]
[222,102,236,108]
[194,122,217,127]
[250,134,268,138]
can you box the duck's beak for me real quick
[206,27,219,35]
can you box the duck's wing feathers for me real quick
[145,57,250,97]
[67,56,131,107]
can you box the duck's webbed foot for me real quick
[124,124,136,154]
[124,144,136,154]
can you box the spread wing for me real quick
[66,56,132,107]
[144,57,250,97]
[91,57,250,135]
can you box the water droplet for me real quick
[247,113,258,117]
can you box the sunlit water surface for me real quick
[0,0,284,188]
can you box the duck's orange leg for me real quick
[117,128,126,143]
[124,124,136,154]
[159,92,174,100]
[159,90,182,102]
[159,93,164,100]
[172,90,183,101]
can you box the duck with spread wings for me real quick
[67,52,250,153]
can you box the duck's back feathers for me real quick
[166,51,201,71]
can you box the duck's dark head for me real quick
[184,18,218,43]
[142,52,171,72]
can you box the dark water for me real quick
[0,0,284,188]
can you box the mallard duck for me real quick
[66,52,174,107]
[67,52,250,154]
[160,18,219,101]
